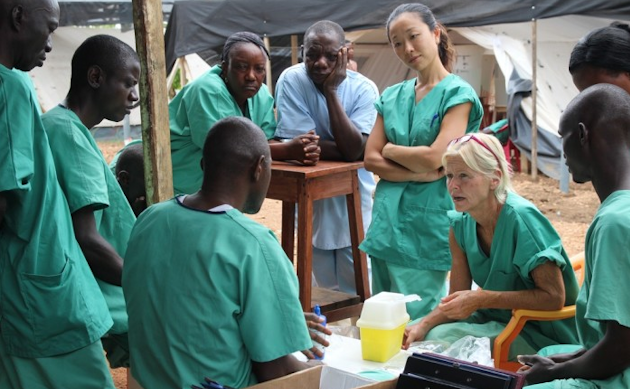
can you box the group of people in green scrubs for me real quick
[362,7,579,358]
[3,0,630,387]
[516,23,630,389]
[361,5,630,389]
[0,1,122,388]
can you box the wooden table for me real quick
[266,160,371,322]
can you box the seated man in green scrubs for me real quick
[43,34,140,369]
[0,1,115,388]
[123,117,317,389]
[519,84,630,388]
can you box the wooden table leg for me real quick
[346,171,370,301]
[281,201,295,263]
[296,181,314,312]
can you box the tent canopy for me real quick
[164,0,630,70]
[58,0,174,26]
[162,1,630,180]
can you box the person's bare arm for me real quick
[520,321,630,384]
[320,47,366,162]
[439,261,565,321]
[269,131,321,165]
[252,355,319,383]
[403,229,472,348]
[364,115,444,183]
[381,103,473,173]
[72,206,123,286]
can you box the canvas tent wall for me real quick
[164,0,630,179]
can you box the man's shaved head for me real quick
[560,83,630,184]
[561,83,630,141]
[117,143,146,217]
[202,116,270,178]
[201,116,271,213]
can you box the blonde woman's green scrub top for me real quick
[169,65,276,194]
[43,105,136,334]
[0,65,112,358]
[123,198,313,389]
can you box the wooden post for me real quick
[291,34,299,65]
[531,17,538,180]
[263,36,273,94]
[132,0,173,205]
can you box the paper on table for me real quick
[296,334,410,378]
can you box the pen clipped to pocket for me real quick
[430,113,440,128]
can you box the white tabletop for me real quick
[296,334,411,378]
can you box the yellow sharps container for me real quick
[356,292,412,362]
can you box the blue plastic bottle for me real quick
[311,305,327,360]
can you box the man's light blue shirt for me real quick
[275,63,378,250]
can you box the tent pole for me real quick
[291,35,299,65]
[180,57,190,87]
[531,17,538,180]
[264,36,273,94]
[166,58,180,93]
[132,0,173,205]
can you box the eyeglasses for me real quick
[448,134,502,167]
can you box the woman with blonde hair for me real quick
[403,133,579,360]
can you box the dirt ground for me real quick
[98,140,599,388]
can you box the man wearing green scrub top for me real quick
[42,34,140,369]
[0,1,115,388]
[124,117,316,389]
[519,84,630,388]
